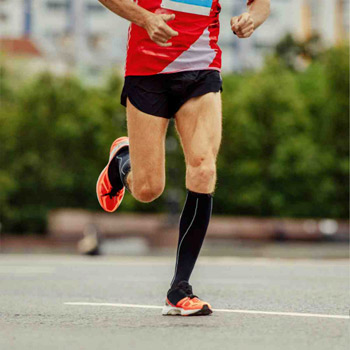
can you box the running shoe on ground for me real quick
[162,281,212,316]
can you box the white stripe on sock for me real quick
[170,197,199,286]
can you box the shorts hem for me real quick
[173,85,222,116]
[122,93,170,119]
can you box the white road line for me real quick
[213,309,350,319]
[66,302,162,309]
[64,302,350,320]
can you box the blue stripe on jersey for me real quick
[166,0,212,8]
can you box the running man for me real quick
[96,0,270,316]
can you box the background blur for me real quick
[0,0,349,257]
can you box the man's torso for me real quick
[125,0,222,76]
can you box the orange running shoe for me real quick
[162,296,212,316]
[162,281,212,316]
[96,137,129,213]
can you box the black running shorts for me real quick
[121,70,222,119]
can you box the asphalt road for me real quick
[0,255,349,350]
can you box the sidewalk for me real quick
[1,234,348,259]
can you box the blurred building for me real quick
[0,0,349,79]
[220,0,350,71]
[0,37,45,77]
[0,0,129,82]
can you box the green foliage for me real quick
[0,44,348,233]
[216,45,349,218]
[274,34,324,70]
[0,72,127,232]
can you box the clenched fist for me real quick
[231,12,255,39]
[144,13,178,47]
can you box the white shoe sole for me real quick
[162,304,212,316]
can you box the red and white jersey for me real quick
[125,0,222,76]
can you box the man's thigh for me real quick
[175,92,222,193]
[126,99,169,188]
[175,92,222,165]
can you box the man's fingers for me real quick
[231,16,239,30]
[237,16,248,27]
[152,32,170,42]
[230,16,239,27]
[161,23,178,38]
[231,22,240,32]
[146,13,178,46]
[152,34,166,42]
[152,32,174,47]
[237,13,250,25]
[160,14,175,22]
[243,30,254,38]
[232,15,249,33]
[231,12,254,38]
[150,23,178,46]
[156,41,172,47]
[236,29,254,38]
[241,25,254,35]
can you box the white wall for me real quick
[0,0,24,37]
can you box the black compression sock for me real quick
[170,190,213,290]
[108,147,131,191]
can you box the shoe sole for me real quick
[162,304,212,316]
[96,137,129,212]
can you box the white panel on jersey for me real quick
[161,27,216,73]
[161,0,212,16]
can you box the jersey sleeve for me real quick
[247,0,255,5]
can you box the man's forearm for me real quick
[248,0,270,29]
[98,0,178,47]
[98,0,152,27]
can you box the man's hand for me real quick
[144,13,179,47]
[230,12,255,39]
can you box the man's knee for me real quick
[186,155,216,192]
[132,179,165,203]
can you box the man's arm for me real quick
[231,0,271,39]
[98,0,178,47]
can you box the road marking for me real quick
[212,309,350,319]
[64,302,350,320]
[66,302,163,310]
